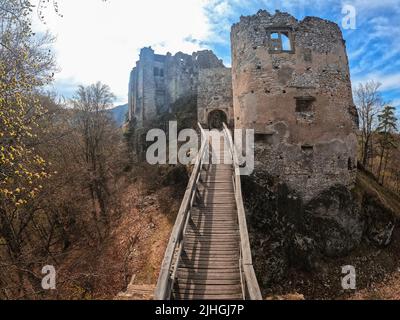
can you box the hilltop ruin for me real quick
[128,47,233,129]
[128,10,358,201]
[127,9,400,296]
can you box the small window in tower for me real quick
[268,30,294,53]
[295,97,314,113]
[301,145,314,155]
[295,96,315,121]
[154,67,159,77]
[255,133,274,145]
[160,69,164,77]
[297,101,310,112]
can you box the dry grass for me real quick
[355,170,400,216]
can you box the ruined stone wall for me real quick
[197,68,234,128]
[128,48,225,128]
[164,52,197,111]
[231,10,358,201]
[128,68,136,122]
[128,47,155,126]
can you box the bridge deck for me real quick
[154,125,261,300]
[173,136,243,300]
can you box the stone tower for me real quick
[231,10,358,200]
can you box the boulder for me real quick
[304,185,364,257]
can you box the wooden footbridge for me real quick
[154,123,262,300]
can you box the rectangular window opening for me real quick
[301,145,314,155]
[255,133,274,145]
[268,30,293,53]
[295,96,315,113]
[154,67,164,77]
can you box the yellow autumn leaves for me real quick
[0,60,51,207]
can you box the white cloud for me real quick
[374,74,400,92]
[30,0,400,109]
[32,0,213,104]
[213,1,233,15]
[342,0,400,14]
[352,72,400,91]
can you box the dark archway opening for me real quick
[208,110,227,130]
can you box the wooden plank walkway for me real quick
[172,134,243,300]
[154,123,261,300]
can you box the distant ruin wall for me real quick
[128,48,225,128]
[231,10,358,200]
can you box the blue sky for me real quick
[201,0,400,116]
[33,0,400,116]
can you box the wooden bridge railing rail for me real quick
[222,123,262,300]
[154,122,209,300]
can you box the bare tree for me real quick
[1,1,125,300]
[72,83,116,232]
[354,80,384,168]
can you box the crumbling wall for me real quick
[231,10,358,201]
[128,47,157,126]
[128,47,225,128]
[197,68,234,128]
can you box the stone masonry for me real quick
[128,10,358,202]
[231,10,358,201]
[128,47,230,128]
[197,68,234,128]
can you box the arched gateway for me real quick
[207,109,228,130]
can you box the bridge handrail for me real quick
[222,123,262,300]
[154,122,208,300]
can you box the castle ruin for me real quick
[231,10,358,200]
[128,10,358,201]
[128,47,233,129]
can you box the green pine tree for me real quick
[376,105,398,184]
